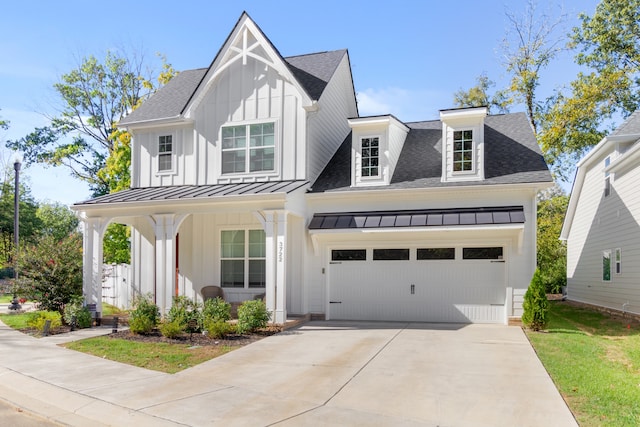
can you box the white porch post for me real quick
[275,211,287,324]
[264,212,276,321]
[263,210,287,324]
[82,217,108,314]
[150,214,186,315]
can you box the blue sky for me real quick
[0,0,599,205]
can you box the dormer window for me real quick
[440,106,487,183]
[158,135,173,172]
[453,130,474,172]
[222,122,275,174]
[361,137,380,177]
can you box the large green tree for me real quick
[537,187,569,293]
[539,0,640,176]
[453,73,511,113]
[36,202,79,241]
[7,51,155,197]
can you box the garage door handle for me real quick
[491,260,505,263]
[329,301,342,304]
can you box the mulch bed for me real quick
[108,327,281,347]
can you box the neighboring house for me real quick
[561,111,640,315]
[72,12,552,325]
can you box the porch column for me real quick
[263,210,288,324]
[150,214,186,315]
[82,217,108,314]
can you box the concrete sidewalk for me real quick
[0,319,578,426]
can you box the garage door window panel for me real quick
[373,249,409,260]
[332,249,366,261]
[417,248,455,260]
[463,247,503,260]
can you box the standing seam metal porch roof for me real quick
[308,206,525,230]
[74,180,308,206]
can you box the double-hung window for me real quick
[220,230,266,288]
[603,250,611,281]
[453,130,473,172]
[361,137,379,177]
[158,135,173,172]
[221,123,275,174]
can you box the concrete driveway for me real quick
[0,320,577,426]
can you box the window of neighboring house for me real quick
[603,250,611,281]
[220,229,266,288]
[361,137,380,177]
[221,123,275,174]
[331,249,366,261]
[373,249,409,260]
[158,135,173,172]
[615,248,622,275]
[453,130,474,172]
[604,156,611,197]
[417,248,455,260]
[463,247,503,260]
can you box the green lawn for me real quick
[0,295,14,303]
[0,312,33,329]
[527,301,640,426]
[63,337,233,373]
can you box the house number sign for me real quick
[278,241,284,262]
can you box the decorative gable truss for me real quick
[440,106,487,182]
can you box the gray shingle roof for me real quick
[610,110,640,136]
[286,50,347,100]
[310,112,552,193]
[74,180,308,206]
[119,50,347,126]
[120,69,207,125]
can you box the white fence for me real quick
[102,264,132,309]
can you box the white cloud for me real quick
[356,87,452,122]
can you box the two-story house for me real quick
[561,111,640,315]
[73,12,552,325]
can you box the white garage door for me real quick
[328,247,506,323]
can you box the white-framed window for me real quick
[360,136,380,177]
[603,250,611,282]
[221,122,275,174]
[615,248,622,275]
[158,135,173,172]
[453,129,474,172]
[604,156,611,197]
[220,229,266,288]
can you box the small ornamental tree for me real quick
[522,269,549,331]
[15,233,83,314]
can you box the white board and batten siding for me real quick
[567,146,640,315]
[307,55,358,183]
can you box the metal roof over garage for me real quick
[308,206,525,230]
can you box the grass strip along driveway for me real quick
[527,301,640,426]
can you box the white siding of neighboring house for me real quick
[567,147,640,314]
[304,186,538,319]
[307,55,358,184]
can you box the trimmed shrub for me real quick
[159,319,183,338]
[522,269,549,331]
[236,300,271,334]
[27,311,62,332]
[204,318,235,339]
[166,296,202,332]
[202,297,231,322]
[129,294,159,335]
[62,296,92,328]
